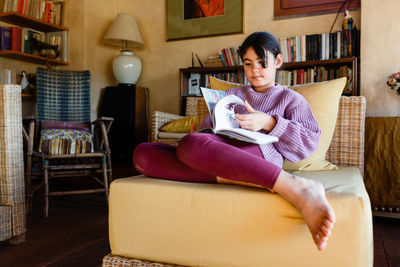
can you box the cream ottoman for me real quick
[106,167,373,267]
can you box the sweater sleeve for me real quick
[268,100,321,163]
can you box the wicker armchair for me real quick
[152,97,209,145]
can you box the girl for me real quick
[134,31,335,251]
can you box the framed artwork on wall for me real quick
[166,0,243,41]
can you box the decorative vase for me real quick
[112,50,142,85]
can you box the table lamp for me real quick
[104,13,144,85]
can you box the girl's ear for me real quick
[275,54,283,69]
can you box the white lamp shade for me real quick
[113,50,142,84]
[104,13,144,48]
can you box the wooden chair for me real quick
[24,68,113,217]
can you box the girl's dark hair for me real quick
[239,31,281,68]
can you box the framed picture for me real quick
[167,0,243,41]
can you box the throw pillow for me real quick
[209,76,246,91]
[160,115,198,133]
[39,120,94,155]
[283,77,346,171]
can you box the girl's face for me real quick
[243,47,283,92]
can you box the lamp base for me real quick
[113,50,142,84]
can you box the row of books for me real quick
[0,26,68,62]
[188,72,241,96]
[279,27,360,63]
[204,47,244,67]
[276,66,353,94]
[219,46,243,67]
[2,0,64,26]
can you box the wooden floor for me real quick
[0,164,399,267]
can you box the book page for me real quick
[216,128,279,145]
[213,94,243,130]
[200,87,226,114]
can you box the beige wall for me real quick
[6,0,398,124]
[361,0,400,116]
[65,0,361,122]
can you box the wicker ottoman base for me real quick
[102,254,184,267]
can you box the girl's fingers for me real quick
[244,100,255,113]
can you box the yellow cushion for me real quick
[284,77,346,170]
[160,115,198,133]
[209,76,346,171]
[209,76,246,91]
[109,168,373,267]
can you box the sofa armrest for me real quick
[326,96,366,176]
[151,111,184,143]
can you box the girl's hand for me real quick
[235,100,277,132]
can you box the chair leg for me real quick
[106,154,112,185]
[43,160,49,218]
[25,155,33,214]
[102,159,109,203]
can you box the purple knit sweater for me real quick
[199,84,321,167]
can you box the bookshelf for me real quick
[0,12,69,66]
[179,66,244,114]
[280,57,358,96]
[179,57,359,114]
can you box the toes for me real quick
[323,219,333,229]
[320,225,331,237]
[327,209,336,223]
[314,234,328,251]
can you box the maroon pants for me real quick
[133,133,281,190]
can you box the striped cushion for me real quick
[39,129,94,155]
[39,120,93,155]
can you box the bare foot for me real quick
[273,172,336,251]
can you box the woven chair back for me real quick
[36,68,91,123]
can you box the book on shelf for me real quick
[10,26,21,51]
[279,28,360,63]
[0,26,11,50]
[198,87,279,145]
[2,0,64,26]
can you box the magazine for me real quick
[199,87,279,145]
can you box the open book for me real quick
[199,87,279,145]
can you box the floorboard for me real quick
[0,165,398,267]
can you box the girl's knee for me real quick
[177,133,211,164]
[133,143,151,173]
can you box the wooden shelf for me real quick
[0,12,68,32]
[180,66,243,73]
[0,50,68,66]
[282,57,357,68]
